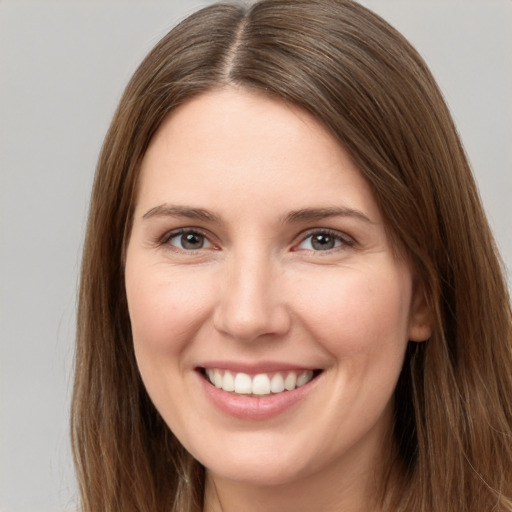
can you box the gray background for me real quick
[1,2,510,511]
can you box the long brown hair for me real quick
[71,1,512,510]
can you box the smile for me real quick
[197,365,323,420]
[203,368,319,396]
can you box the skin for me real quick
[125,88,431,512]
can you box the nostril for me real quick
[213,304,292,342]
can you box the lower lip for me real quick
[198,372,320,420]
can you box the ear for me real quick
[408,282,433,342]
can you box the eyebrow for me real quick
[142,204,222,223]
[283,207,373,224]
[142,204,373,225]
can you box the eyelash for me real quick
[157,227,355,254]
[293,229,355,252]
[158,228,215,252]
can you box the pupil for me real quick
[312,234,334,250]
[182,233,203,249]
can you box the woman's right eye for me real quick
[165,230,213,251]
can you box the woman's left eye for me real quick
[296,231,352,251]
[165,230,213,251]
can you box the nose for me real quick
[213,252,291,342]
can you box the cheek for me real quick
[125,264,218,425]
[125,264,215,361]
[293,266,412,436]
[294,265,412,359]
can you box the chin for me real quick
[196,441,325,488]
[206,461,306,488]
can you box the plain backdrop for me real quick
[1,1,510,511]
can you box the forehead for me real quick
[136,88,381,224]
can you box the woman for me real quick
[71,1,512,511]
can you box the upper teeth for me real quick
[205,369,314,395]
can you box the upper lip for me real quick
[196,360,321,374]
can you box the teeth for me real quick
[284,372,297,391]
[234,372,252,394]
[297,370,313,387]
[223,370,235,392]
[205,369,315,395]
[270,373,285,393]
[213,369,223,388]
[252,374,271,395]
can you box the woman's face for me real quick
[125,88,430,490]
